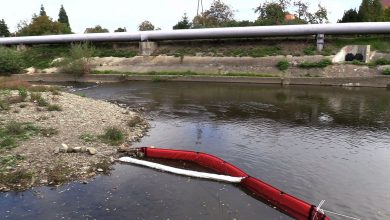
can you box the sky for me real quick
[0,0,361,33]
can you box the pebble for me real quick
[87,147,97,155]
[73,147,82,153]
[97,168,104,172]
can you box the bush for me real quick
[374,58,390,65]
[276,60,289,71]
[100,127,125,145]
[0,47,25,75]
[299,59,332,69]
[60,43,95,76]
[383,68,390,75]
[18,89,28,101]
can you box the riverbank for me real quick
[0,83,148,191]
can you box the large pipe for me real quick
[1,22,390,45]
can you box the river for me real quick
[1,82,390,219]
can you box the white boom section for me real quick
[119,157,245,183]
[1,22,390,45]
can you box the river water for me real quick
[1,82,390,220]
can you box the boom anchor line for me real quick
[119,147,331,220]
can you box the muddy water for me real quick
[1,82,390,220]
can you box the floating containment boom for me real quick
[121,147,330,220]
[1,22,390,45]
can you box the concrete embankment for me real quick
[11,73,390,88]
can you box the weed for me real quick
[0,169,34,188]
[276,60,289,71]
[383,68,390,75]
[46,163,75,185]
[37,97,48,107]
[0,155,24,172]
[299,59,332,68]
[303,46,317,55]
[0,137,17,149]
[0,99,10,110]
[30,92,42,102]
[18,89,28,101]
[79,133,96,143]
[374,58,390,66]
[47,104,62,111]
[100,127,125,146]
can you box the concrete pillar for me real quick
[316,34,325,52]
[139,41,158,56]
[16,44,28,51]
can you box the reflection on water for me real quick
[1,82,390,220]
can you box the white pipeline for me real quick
[1,22,390,45]
[119,157,245,183]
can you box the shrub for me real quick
[100,127,125,145]
[18,89,28,101]
[374,58,390,66]
[383,68,390,75]
[37,97,48,107]
[0,47,25,75]
[299,59,332,69]
[60,43,95,76]
[276,60,289,71]
[30,92,42,102]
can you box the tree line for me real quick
[0,0,389,37]
[339,0,390,22]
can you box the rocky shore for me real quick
[0,89,148,191]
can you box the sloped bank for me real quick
[0,90,148,191]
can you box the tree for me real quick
[84,25,109,33]
[58,5,71,32]
[293,1,310,22]
[138,21,155,31]
[201,0,235,27]
[338,9,361,23]
[255,1,286,25]
[17,15,69,36]
[384,7,390,21]
[0,19,10,37]
[114,27,127,32]
[173,13,192,29]
[40,4,47,17]
[310,4,328,24]
[358,0,383,22]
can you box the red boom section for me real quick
[139,147,330,220]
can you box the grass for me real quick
[383,68,390,75]
[46,162,75,185]
[18,89,28,101]
[79,133,97,143]
[299,59,333,69]
[47,104,62,111]
[276,60,289,71]
[0,155,24,172]
[127,116,144,128]
[30,92,49,107]
[99,127,125,146]
[0,99,10,111]
[223,46,282,57]
[75,92,86,97]
[374,58,390,66]
[0,121,58,149]
[0,169,34,189]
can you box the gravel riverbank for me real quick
[0,90,148,191]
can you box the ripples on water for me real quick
[1,82,390,220]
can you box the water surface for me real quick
[1,82,390,220]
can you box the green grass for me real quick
[0,155,24,172]
[18,89,28,101]
[299,59,332,69]
[374,58,390,66]
[0,121,58,149]
[383,68,390,75]
[276,60,289,71]
[330,37,390,52]
[99,127,125,146]
[223,46,282,57]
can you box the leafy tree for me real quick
[114,27,127,32]
[40,4,47,17]
[85,25,109,33]
[255,1,286,25]
[58,5,71,32]
[338,9,361,23]
[138,20,155,31]
[293,1,310,22]
[358,0,383,22]
[0,19,10,37]
[202,0,235,27]
[310,4,328,24]
[173,13,192,29]
[384,7,390,21]
[17,15,70,36]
